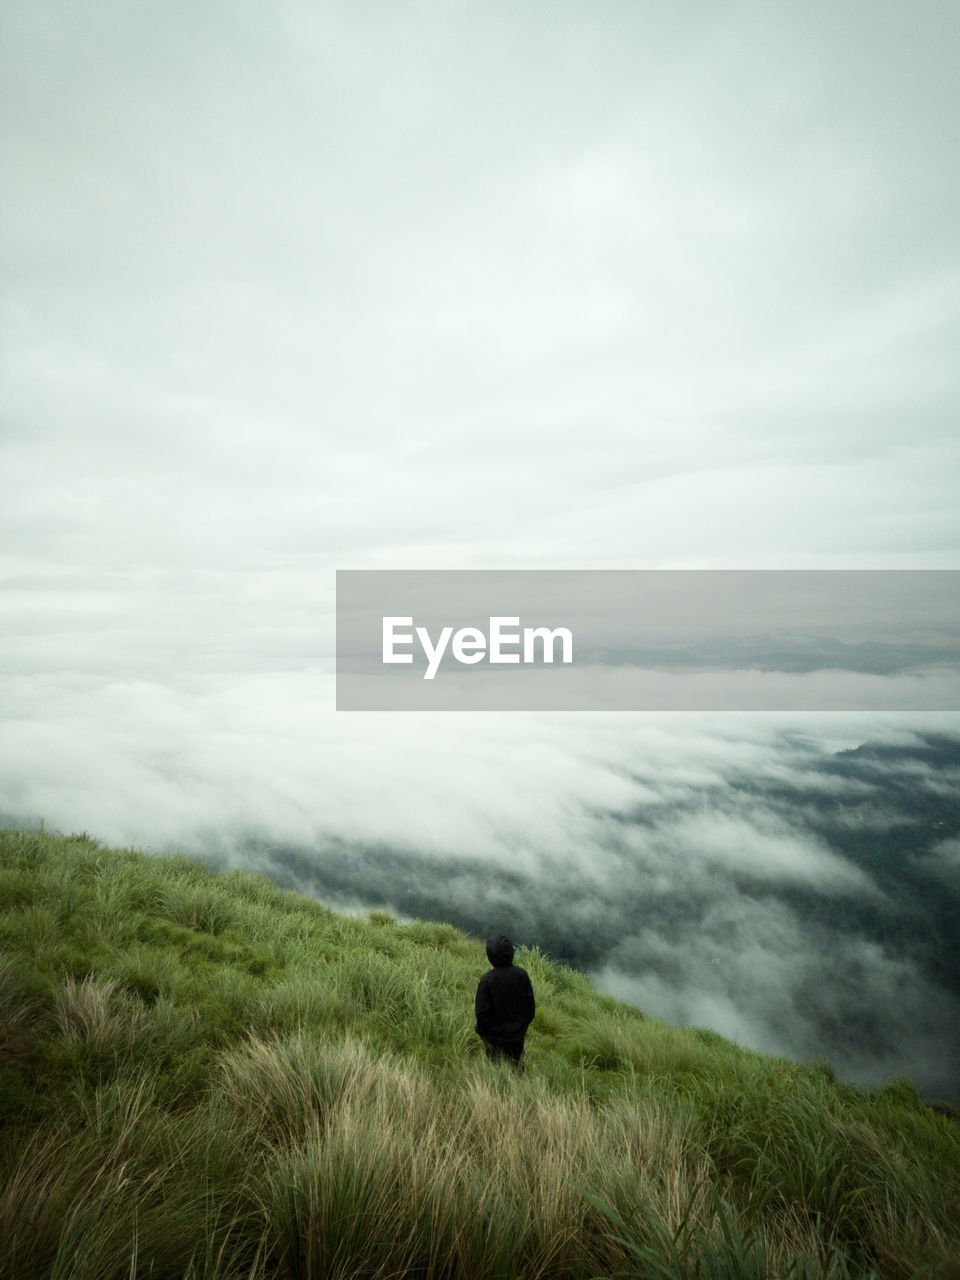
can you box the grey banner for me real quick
[336,570,960,711]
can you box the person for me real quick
[475,934,535,1068]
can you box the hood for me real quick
[485,934,514,967]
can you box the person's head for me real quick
[486,934,514,967]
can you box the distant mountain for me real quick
[583,635,960,674]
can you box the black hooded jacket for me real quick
[475,935,536,1045]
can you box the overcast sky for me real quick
[2,3,959,1090]
[4,3,959,637]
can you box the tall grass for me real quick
[0,829,957,1278]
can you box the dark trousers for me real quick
[483,1037,525,1070]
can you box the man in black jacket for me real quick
[475,934,535,1068]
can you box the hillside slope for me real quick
[0,829,958,1279]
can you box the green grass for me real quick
[0,828,957,1279]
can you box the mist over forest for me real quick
[199,729,960,1102]
[3,666,958,1103]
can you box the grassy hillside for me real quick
[0,829,958,1280]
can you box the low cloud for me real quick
[2,670,957,1100]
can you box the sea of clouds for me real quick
[3,668,957,1100]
